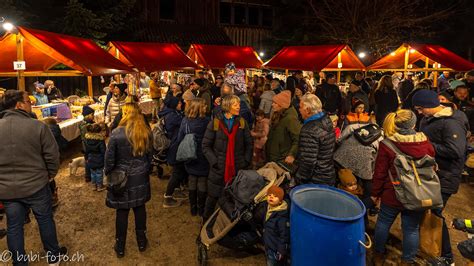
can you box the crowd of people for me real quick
[0,67,474,265]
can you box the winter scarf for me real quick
[219,121,239,184]
[266,200,288,221]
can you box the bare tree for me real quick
[306,0,462,57]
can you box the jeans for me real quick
[374,204,424,262]
[165,163,187,196]
[116,205,147,239]
[432,192,453,259]
[90,168,103,185]
[3,184,61,265]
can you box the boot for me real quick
[163,194,180,208]
[136,230,148,252]
[372,252,385,266]
[189,190,197,216]
[114,238,126,258]
[197,191,207,217]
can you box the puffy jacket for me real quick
[0,109,59,199]
[262,202,289,257]
[202,114,253,197]
[259,90,275,116]
[419,107,468,194]
[295,113,336,185]
[176,117,211,177]
[105,94,126,124]
[371,132,435,209]
[158,107,184,165]
[266,107,302,165]
[105,127,152,209]
[84,132,106,169]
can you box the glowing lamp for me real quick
[2,22,14,32]
[358,52,366,58]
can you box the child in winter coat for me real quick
[337,169,363,197]
[263,186,289,266]
[84,123,107,191]
[251,109,270,169]
[79,105,95,182]
[343,99,370,130]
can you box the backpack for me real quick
[382,140,443,210]
[353,124,382,146]
[152,117,170,155]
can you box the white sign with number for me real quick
[13,61,26,70]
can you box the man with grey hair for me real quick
[295,94,336,185]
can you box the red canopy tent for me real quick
[0,27,133,94]
[187,44,263,69]
[108,41,198,71]
[264,45,365,82]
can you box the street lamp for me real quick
[358,52,366,58]
[259,51,265,57]
[3,22,14,32]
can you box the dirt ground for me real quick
[0,140,472,265]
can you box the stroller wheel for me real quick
[197,242,208,266]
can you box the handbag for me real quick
[176,122,197,162]
[106,162,132,195]
[419,210,443,257]
[353,124,382,146]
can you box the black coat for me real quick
[84,132,106,169]
[419,108,468,194]
[315,82,342,114]
[202,114,253,197]
[262,202,289,257]
[398,79,414,102]
[295,114,336,185]
[374,88,399,126]
[342,90,369,114]
[158,107,184,165]
[48,124,68,152]
[105,127,152,209]
[176,116,211,177]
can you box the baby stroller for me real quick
[197,162,290,266]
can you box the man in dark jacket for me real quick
[398,73,414,102]
[413,89,468,265]
[342,80,369,114]
[295,94,336,185]
[0,90,65,264]
[355,72,371,95]
[315,73,342,114]
[462,70,474,101]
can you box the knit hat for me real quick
[193,78,204,87]
[82,105,95,117]
[182,89,195,101]
[338,169,357,186]
[351,99,365,112]
[34,81,44,89]
[272,90,291,109]
[267,185,284,202]
[412,89,440,108]
[449,79,465,90]
[115,83,128,95]
[395,110,417,133]
[164,96,180,109]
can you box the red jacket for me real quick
[371,133,435,209]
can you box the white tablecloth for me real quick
[59,110,104,141]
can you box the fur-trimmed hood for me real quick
[85,132,106,140]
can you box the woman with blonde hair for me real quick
[202,95,253,220]
[105,108,152,258]
[371,109,434,265]
[175,98,211,216]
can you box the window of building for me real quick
[262,7,273,27]
[248,6,260,26]
[160,0,176,20]
[220,2,232,24]
[234,4,247,25]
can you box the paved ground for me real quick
[0,140,472,265]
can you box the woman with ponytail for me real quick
[371,109,435,265]
[105,109,152,258]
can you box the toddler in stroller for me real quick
[197,162,290,266]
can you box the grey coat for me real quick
[0,109,59,199]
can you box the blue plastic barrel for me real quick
[290,185,367,266]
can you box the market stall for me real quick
[367,43,474,86]
[263,44,366,83]
[0,26,133,95]
[187,44,263,69]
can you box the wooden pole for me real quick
[16,33,25,91]
[87,76,93,96]
[337,52,342,83]
[404,44,410,76]
[424,57,429,79]
[285,69,289,78]
[433,67,439,89]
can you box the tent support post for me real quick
[424,57,429,79]
[433,69,439,89]
[16,33,25,91]
[87,76,93,96]
[285,69,288,78]
[337,52,342,83]
[404,44,410,76]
